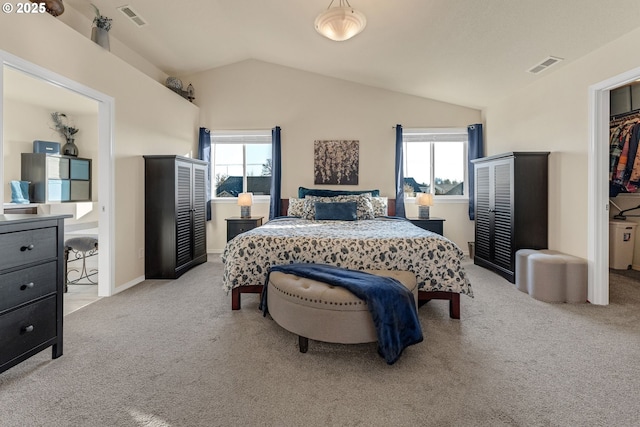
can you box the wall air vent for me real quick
[117,5,147,27]
[527,56,563,74]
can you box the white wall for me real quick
[0,12,199,290]
[3,100,55,194]
[185,59,482,252]
[56,4,168,84]
[484,26,640,259]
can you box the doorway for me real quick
[589,65,640,305]
[0,50,115,297]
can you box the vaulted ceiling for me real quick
[65,0,640,109]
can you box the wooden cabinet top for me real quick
[471,152,550,164]
[143,155,208,166]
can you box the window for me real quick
[211,130,272,199]
[403,128,468,199]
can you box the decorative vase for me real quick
[91,27,110,51]
[166,77,183,91]
[63,138,78,157]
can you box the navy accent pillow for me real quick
[314,201,357,221]
[298,186,380,198]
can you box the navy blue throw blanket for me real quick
[260,263,423,365]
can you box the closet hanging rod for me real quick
[610,108,640,121]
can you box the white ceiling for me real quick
[65,0,640,109]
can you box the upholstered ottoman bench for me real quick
[266,269,417,352]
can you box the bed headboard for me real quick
[280,198,397,217]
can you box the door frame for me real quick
[588,65,640,305]
[0,50,115,297]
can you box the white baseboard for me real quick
[112,275,145,295]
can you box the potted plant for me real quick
[51,112,80,156]
[91,4,112,51]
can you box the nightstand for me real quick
[226,217,264,241]
[407,217,445,235]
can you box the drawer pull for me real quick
[20,282,35,291]
[20,244,35,252]
[22,325,35,333]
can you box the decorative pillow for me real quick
[298,187,380,198]
[314,201,357,221]
[287,198,305,217]
[302,193,374,220]
[371,196,388,217]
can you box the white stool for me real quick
[64,237,99,292]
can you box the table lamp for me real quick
[238,192,253,218]
[416,193,433,219]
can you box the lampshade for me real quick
[315,0,366,42]
[238,192,253,207]
[416,193,433,207]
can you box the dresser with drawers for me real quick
[0,214,69,374]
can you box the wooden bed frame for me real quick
[230,198,461,319]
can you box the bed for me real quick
[221,191,472,318]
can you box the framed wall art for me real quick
[314,140,359,185]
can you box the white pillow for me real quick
[371,197,388,217]
[287,198,305,217]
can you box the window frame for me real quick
[403,127,469,203]
[210,129,272,202]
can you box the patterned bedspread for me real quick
[221,217,472,297]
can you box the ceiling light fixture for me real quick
[315,0,366,42]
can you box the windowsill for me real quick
[211,197,271,204]
[211,197,468,204]
[405,197,468,204]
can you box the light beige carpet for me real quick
[0,256,638,427]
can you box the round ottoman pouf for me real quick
[528,253,566,303]
[515,249,540,294]
[552,254,588,303]
[267,269,417,348]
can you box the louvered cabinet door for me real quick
[176,161,193,269]
[492,161,514,271]
[192,163,208,260]
[474,164,491,261]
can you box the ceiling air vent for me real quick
[117,5,147,27]
[527,56,563,74]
